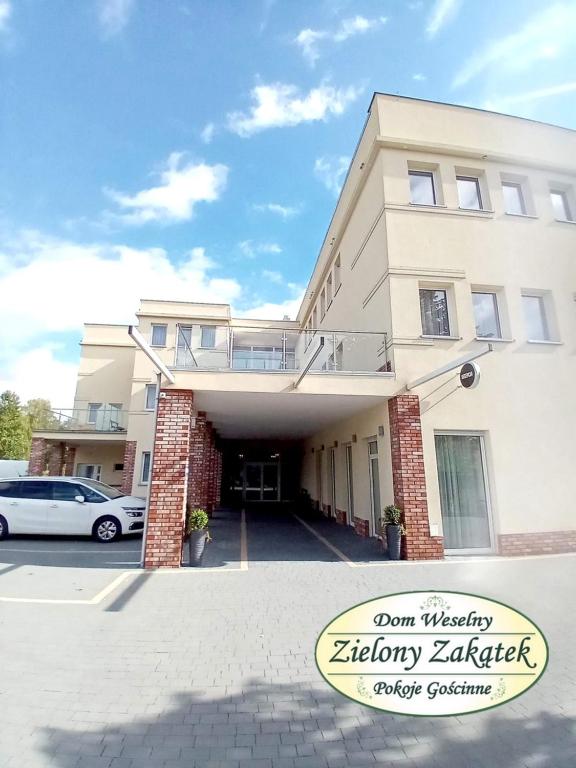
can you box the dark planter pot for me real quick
[187,529,208,567]
[386,525,402,561]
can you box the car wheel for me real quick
[0,515,8,540]
[93,516,121,543]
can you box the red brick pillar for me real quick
[201,422,213,513]
[121,441,137,494]
[215,450,223,507]
[48,442,65,475]
[187,411,209,510]
[144,390,194,569]
[63,445,76,476]
[29,437,47,475]
[388,395,444,560]
[207,439,218,513]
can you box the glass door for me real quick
[345,444,354,525]
[435,433,493,552]
[243,462,280,502]
[368,440,380,536]
[328,448,336,517]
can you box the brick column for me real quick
[144,390,194,569]
[188,412,209,510]
[121,441,137,494]
[201,422,213,514]
[215,450,223,507]
[63,445,76,476]
[47,442,66,475]
[29,437,47,475]
[388,395,444,560]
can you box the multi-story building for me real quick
[30,93,576,567]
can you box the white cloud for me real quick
[253,202,301,219]
[200,122,215,144]
[483,81,576,113]
[0,347,78,408]
[237,291,305,321]
[239,240,282,259]
[227,82,362,137]
[295,15,387,65]
[412,73,427,82]
[97,0,136,37]
[426,0,461,38]
[262,269,284,284]
[314,156,350,196]
[0,0,11,33]
[453,4,576,88]
[106,152,228,224]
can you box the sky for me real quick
[1,0,575,407]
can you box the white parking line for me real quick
[294,515,357,568]
[0,548,139,554]
[0,570,135,605]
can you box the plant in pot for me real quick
[186,507,210,567]
[382,505,405,561]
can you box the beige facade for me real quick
[32,94,576,557]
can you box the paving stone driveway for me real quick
[0,509,574,768]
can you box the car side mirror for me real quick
[75,495,86,503]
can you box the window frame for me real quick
[502,181,527,216]
[200,325,217,349]
[150,323,167,347]
[456,175,483,211]
[521,293,551,342]
[87,403,102,424]
[140,452,151,484]
[145,383,157,411]
[409,169,437,206]
[419,287,451,337]
[550,189,573,222]
[471,291,502,339]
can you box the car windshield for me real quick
[76,478,125,499]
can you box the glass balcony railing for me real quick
[172,325,390,374]
[38,408,130,433]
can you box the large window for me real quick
[550,189,573,221]
[87,403,101,424]
[409,170,436,205]
[435,433,492,551]
[145,383,157,410]
[76,464,102,481]
[522,294,550,341]
[176,326,193,367]
[457,175,483,210]
[151,324,167,347]
[472,292,501,339]
[200,325,216,348]
[420,289,450,336]
[502,181,527,215]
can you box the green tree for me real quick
[0,391,29,459]
[24,398,59,432]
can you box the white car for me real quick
[0,476,146,542]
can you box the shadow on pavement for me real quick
[41,678,576,767]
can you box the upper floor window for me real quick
[151,324,167,347]
[320,288,326,318]
[472,292,501,339]
[326,274,333,306]
[550,189,573,222]
[409,170,436,206]
[457,175,483,210]
[522,294,550,342]
[141,452,151,484]
[334,254,341,292]
[502,181,527,216]
[312,306,318,328]
[87,403,101,424]
[145,383,156,411]
[420,289,450,336]
[200,325,216,348]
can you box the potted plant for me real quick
[186,507,210,567]
[382,505,405,561]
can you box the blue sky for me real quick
[1,0,575,405]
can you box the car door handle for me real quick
[9,501,18,506]
[49,504,58,508]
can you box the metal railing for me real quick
[39,408,130,433]
[172,325,390,374]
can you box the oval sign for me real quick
[315,591,548,716]
[460,361,480,389]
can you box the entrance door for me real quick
[345,444,354,525]
[368,440,381,536]
[435,433,493,552]
[244,462,280,502]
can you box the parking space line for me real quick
[0,570,135,605]
[293,515,357,568]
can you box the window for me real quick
[0,481,21,498]
[420,289,450,336]
[151,324,167,347]
[457,176,483,210]
[409,170,436,205]
[87,403,101,424]
[502,181,527,215]
[51,482,88,502]
[522,294,550,341]
[472,292,501,339]
[19,481,52,500]
[176,326,193,367]
[550,189,573,221]
[145,383,156,411]
[334,255,341,292]
[326,274,333,306]
[76,463,102,481]
[312,307,318,328]
[141,452,151,484]
[200,325,216,348]
[320,288,326,318]
[114,463,124,472]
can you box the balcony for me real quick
[173,325,390,374]
[40,407,129,433]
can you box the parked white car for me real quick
[0,477,146,542]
